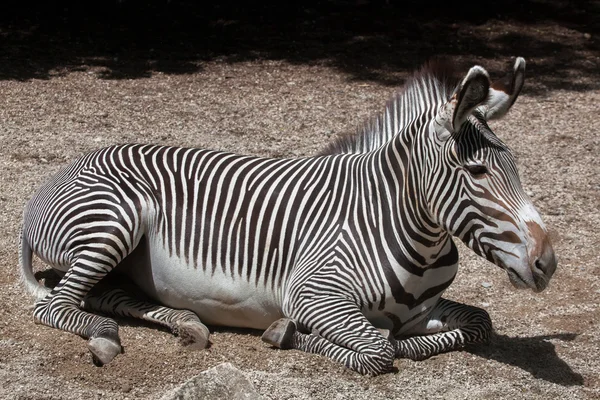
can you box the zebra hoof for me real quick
[177,321,210,350]
[88,337,123,366]
[262,318,296,350]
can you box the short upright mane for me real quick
[320,59,461,155]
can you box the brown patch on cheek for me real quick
[526,221,551,259]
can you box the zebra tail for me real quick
[18,226,50,301]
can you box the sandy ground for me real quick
[0,2,599,399]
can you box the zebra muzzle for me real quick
[530,244,557,292]
[527,222,557,292]
[505,240,557,293]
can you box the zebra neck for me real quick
[360,144,453,270]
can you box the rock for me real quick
[160,363,263,400]
[121,382,132,393]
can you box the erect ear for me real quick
[483,57,525,120]
[434,65,490,140]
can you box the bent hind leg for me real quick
[33,250,124,366]
[82,285,210,350]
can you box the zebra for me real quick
[19,57,556,375]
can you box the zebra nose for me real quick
[526,221,557,283]
[532,241,557,286]
[533,245,557,278]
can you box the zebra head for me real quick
[428,58,556,292]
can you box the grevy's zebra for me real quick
[19,57,556,375]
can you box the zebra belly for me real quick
[124,243,284,330]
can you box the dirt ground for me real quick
[0,2,599,399]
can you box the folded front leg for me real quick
[394,298,492,360]
[263,297,395,375]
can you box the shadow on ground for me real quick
[0,0,598,91]
[467,332,584,386]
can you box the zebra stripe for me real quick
[20,57,556,374]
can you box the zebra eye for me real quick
[464,163,488,177]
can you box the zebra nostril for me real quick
[533,251,557,278]
[533,257,548,275]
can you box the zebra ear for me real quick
[435,65,491,140]
[484,57,525,120]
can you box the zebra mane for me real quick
[320,59,461,155]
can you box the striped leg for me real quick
[266,298,395,375]
[33,251,123,366]
[82,287,210,349]
[394,298,492,360]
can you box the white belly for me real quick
[126,243,285,330]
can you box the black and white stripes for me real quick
[19,57,556,373]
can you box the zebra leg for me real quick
[262,317,393,349]
[394,298,492,361]
[33,253,123,366]
[82,287,210,349]
[265,298,395,375]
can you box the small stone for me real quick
[121,383,132,393]
[481,302,490,307]
[584,33,591,39]
[481,282,492,288]
[160,363,263,400]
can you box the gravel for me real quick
[1,3,599,399]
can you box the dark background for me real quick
[1,0,598,91]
